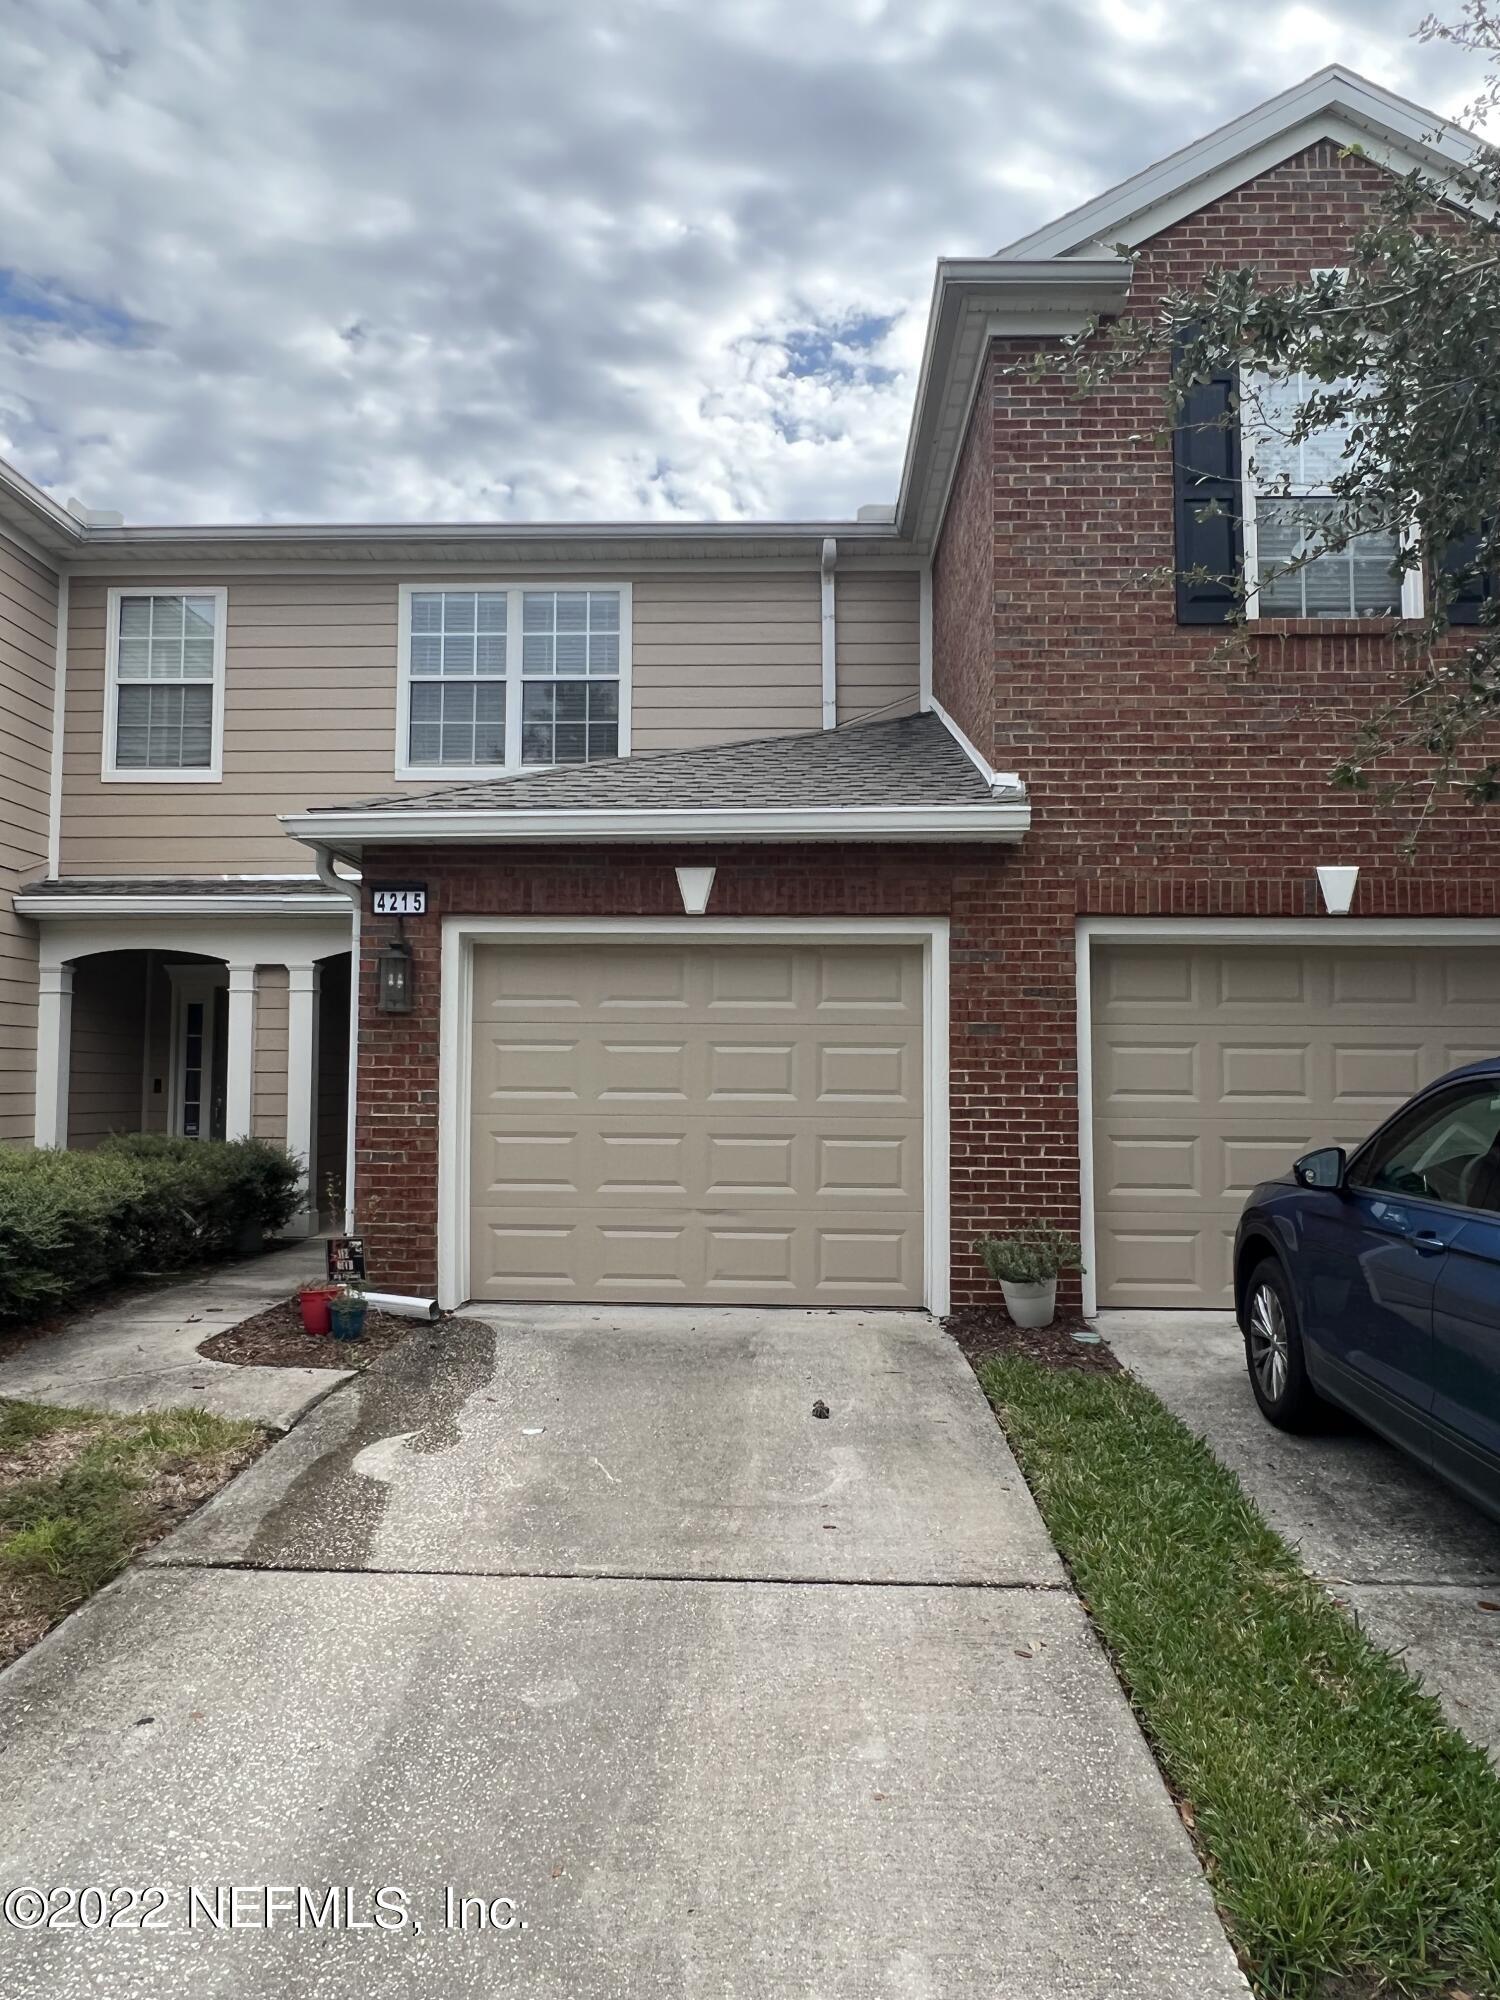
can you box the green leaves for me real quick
[1019,67,1500,822]
[0,1137,303,1323]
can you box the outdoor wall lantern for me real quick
[376,934,415,1014]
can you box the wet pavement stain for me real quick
[245,1317,498,1570]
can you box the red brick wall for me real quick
[353,842,1071,1305]
[919,143,1500,1291]
[356,147,1500,1313]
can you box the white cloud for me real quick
[0,0,1479,524]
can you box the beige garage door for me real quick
[1093,944,1500,1309]
[470,941,925,1305]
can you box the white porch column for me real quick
[34,962,74,1148]
[285,962,318,1235]
[225,962,256,1141]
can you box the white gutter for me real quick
[314,846,363,1237]
[928,698,1026,799]
[44,574,68,877]
[284,802,1030,849]
[14,890,349,918]
[73,517,903,550]
[820,538,837,730]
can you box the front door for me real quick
[168,969,228,1140]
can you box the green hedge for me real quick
[0,1135,302,1322]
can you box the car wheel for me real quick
[1242,1258,1324,1432]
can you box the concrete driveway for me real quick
[1103,1311,1500,1762]
[0,1306,1248,2000]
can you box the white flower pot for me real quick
[1000,1277,1057,1329]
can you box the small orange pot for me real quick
[298,1285,339,1336]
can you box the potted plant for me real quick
[298,1282,340,1336]
[974,1224,1084,1330]
[329,1281,368,1342]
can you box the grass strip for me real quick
[974,1354,1500,2000]
[0,1398,262,1668]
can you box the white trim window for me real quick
[103,587,227,781]
[397,582,632,780]
[1241,368,1420,620]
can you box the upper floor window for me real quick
[1240,368,1414,620]
[103,588,227,782]
[397,583,630,779]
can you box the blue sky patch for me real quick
[0,269,139,345]
[780,313,898,385]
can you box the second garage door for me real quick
[470,940,925,1306]
[1092,942,1500,1309]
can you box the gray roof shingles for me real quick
[310,711,996,816]
[18,877,336,898]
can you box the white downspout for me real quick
[46,572,69,877]
[313,845,361,1233]
[918,564,933,713]
[820,537,837,729]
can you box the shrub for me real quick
[0,1137,302,1323]
[974,1223,1085,1287]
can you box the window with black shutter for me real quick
[1438,529,1491,626]
[1172,330,1244,624]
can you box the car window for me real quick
[1352,1081,1500,1212]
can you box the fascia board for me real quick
[895,259,1131,542]
[14,893,351,918]
[999,68,1481,261]
[281,804,1031,846]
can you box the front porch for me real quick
[21,888,353,1233]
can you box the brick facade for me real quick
[354,144,1500,1311]
[353,843,1035,1303]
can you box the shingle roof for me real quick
[313,712,1000,816]
[18,876,336,898]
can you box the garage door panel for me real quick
[1219,1042,1311,1102]
[1094,944,1500,1308]
[1098,1132,1200,1199]
[471,943,924,1306]
[1104,1042,1199,1101]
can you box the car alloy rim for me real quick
[1249,1283,1289,1401]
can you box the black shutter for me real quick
[1439,529,1489,626]
[1172,328,1243,625]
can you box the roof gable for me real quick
[999,65,1480,261]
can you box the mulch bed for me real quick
[197,1297,426,1371]
[943,1304,1121,1376]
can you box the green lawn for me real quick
[974,1355,1500,2000]
[0,1398,262,1669]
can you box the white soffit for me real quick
[998,65,1481,261]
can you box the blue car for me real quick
[1234,1057,1500,1524]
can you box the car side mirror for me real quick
[1294,1145,1347,1190]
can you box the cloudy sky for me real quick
[0,0,1481,525]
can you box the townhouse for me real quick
[3,64,1498,1315]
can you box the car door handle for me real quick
[1410,1229,1449,1255]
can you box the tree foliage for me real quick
[1037,7,1500,821]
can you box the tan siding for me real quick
[62,573,402,873]
[836,571,920,725]
[0,534,57,1143]
[629,574,821,751]
[251,964,289,1146]
[67,951,146,1148]
[60,565,921,872]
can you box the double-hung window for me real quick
[398,583,630,779]
[1241,368,1418,620]
[104,588,227,781]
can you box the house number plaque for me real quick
[371,885,427,916]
